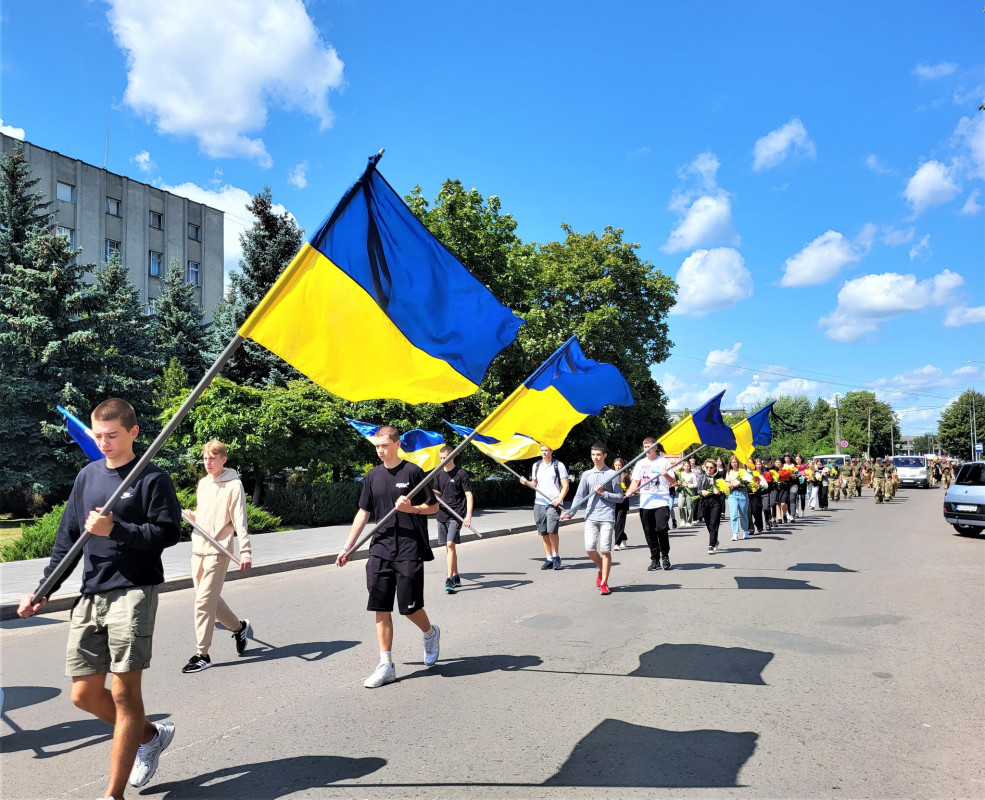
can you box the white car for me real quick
[892,455,930,489]
[943,462,985,535]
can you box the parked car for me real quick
[813,454,848,466]
[891,455,930,488]
[943,461,985,535]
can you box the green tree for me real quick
[0,147,95,509]
[839,391,898,458]
[938,389,985,460]
[153,256,206,382]
[217,187,304,387]
[806,398,834,450]
[911,433,935,454]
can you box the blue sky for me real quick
[2,1,983,436]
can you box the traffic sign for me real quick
[840,440,849,448]
[976,442,983,453]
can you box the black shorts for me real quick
[366,556,425,616]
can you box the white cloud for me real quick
[131,150,155,174]
[820,269,964,342]
[670,247,753,317]
[0,119,25,140]
[908,233,931,261]
[864,153,896,175]
[106,0,345,167]
[959,188,982,216]
[780,229,869,287]
[952,114,985,181]
[880,225,915,247]
[913,62,958,80]
[703,342,742,375]
[953,365,980,378]
[752,118,816,171]
[735,377,770,407]
[903,160,961,216]
[663,152,739,253]
[287,161,308,189]
[657,372,730,411]
[159,180,296,286]
[774,377,823,397]
[944,305,985,327]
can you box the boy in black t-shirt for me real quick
[432,444,474,593]
[336,425,441,687]
[18,398,182,800]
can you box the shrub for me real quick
[265,481,362,527]
[246,502,281,533]
[0,504,64,562]
[471,477,531,509]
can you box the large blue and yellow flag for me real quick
[476,336,634,451]
[444,420,542,462]
[239,154,523,404]
[57,405,103,462]
[732,401,775,466]
[658,390,736,455]
[345,418,445,471]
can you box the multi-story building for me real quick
[1,133,223,321]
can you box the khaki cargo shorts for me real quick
[65,585,159,676]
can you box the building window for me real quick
[188,261,201,287]
[56,182,75,203]
[188,223,201,241]
[149,250,163,277]
[145,299,157,316]
[106,197,121,216]
[105,239,121,261]
[149,211,164,229]
[56,226,75,248]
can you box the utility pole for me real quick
[834,393,842,455]
[972,391,978,461]
[866,402,872,461]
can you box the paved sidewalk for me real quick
[0,505,585,619]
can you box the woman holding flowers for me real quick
[675,461,699,526]
[774,456,791,524]
[725,455,750,541]
[762,460,777,530]
[793,453,808,518]
[749,458,767,533]
[612,458,631,550]
[806,459,821,510]
[696,459,725,553]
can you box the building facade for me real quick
[1,133,223,321]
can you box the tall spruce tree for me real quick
[153,256,206,383]
[215,187,304,387]
[0,147,95,509]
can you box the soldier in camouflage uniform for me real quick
[872,458,886,503]
[845,459,858,498]
[941,461,952,489]
[828,461,841,501]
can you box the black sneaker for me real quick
[540,559,553,570]
[182,654,211,673]
[661,557,672,571]
[444,577,455,593]
[647,560,659,571]
[452,574,461,587]
[233,619,251,656]
[671,518,677,529]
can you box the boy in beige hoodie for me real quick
[181,440,253,673]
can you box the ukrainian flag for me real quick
[57,405,103,462]
[444,420,542,462]
[658,391,737,455]
[732,401,774,466]
[239,154,523,404]
[346,418,445,470]
[477,336,634,450]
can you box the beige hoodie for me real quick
[188,467,251,558]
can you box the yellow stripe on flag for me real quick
[478,385,586,451]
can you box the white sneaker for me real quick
[129,720,175,787]
[364,661,396,688]
[731,534,738,541]
[423,625,440,667]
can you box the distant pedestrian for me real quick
[695,459,725,553]
[520,445,569,570]
[612,458,631,549]
[432,444,473,593]
[626,438,677,571]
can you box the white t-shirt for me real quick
[631,456,672,510]
[531,459,568,506]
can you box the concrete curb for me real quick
[0,519,569,621]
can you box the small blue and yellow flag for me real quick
[658,390,737,455]
[444,420,542,462]
[57,405,103,462]
[239,154,523,404]
[732,401,774,466]
[345,418,445,471]
[476,336,634,451]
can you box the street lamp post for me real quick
[834,393,842,455]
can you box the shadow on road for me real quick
[213,640,359,667]
[627,643,774,685]
[787,562,857,573]
[611,583,682,592]
[149,755,387,798]
[403,653,544,678]
[734,576,821,590]
[671,563,725,570]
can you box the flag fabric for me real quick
[239,153,523,405]
[658,390,737,455]
[476,336,634,450]
[732,401,775,466]
[56,405,103,462]
[444,420,542,462]
[345,418,445,471]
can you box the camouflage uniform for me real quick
[846,461,858,498]
[829,464,841,501]
[941,464,952,489]
[872,461,886,503]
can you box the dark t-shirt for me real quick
[433,465,472,523]
[359,460,436,561]
[38,458,182,597]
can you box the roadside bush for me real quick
[246,503,281,533]
[265,481,361,527]
[0,504,64,562]
[471,478,531,509]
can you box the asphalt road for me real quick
[2,487,983,799]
